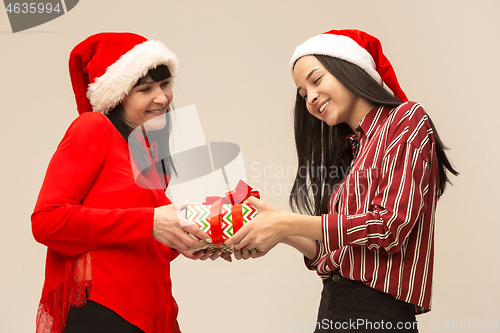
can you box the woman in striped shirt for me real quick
[226,29,457,332]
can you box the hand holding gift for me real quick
[224,196,286,257]
[186,180,260,253]
[225,196,323,261]
[153,200,212,251]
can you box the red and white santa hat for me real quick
[69,32,179,115]
[290,29,408,102]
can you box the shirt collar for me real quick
[355,105,392,139]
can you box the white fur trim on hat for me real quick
[87,40,179,114]
[289,34,382,86]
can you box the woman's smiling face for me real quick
[293,55,363,130]
[121,76,173,129]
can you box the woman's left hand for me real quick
[224,196,287,252]
[233,243,277,260]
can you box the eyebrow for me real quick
[136,79,154,86]
[135,77,168,89]
[296,68,320,93]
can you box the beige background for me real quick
[1,0,499,332]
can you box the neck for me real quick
[348,98,375,136]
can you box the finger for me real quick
[193,250,207,260]
[161,234,194,252]
[184,250,204,260]
[221,252,232,262]
[182,224,212,244]
[252,252,264,259]
[251,248,265,258]
[245,196,261,208]
[240,248,251,260]
[209,249,223,261]
[238,236,257,251]
[234,249,244,260]
[224,223,250,248]
[174,229,209,251]
[199,250,213,261]
[177,250,191,259]
[175,200,198,211]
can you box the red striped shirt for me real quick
[306,102,439,314]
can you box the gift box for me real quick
[186,203,257,253]
[185,180,260,253]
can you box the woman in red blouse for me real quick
[227,30,458,332]
[32,32,214,333]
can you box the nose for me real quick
[153,86,169,105]
[307,89,319,105]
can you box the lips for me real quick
[318,100,331,115]
[146,105,167,114]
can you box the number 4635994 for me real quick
[5,2,62,14]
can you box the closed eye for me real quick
[138,86,151,93]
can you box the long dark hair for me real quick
[289,55,458,216]
[107,64,177,183]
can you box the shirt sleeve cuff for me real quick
[304,240,325,270]
[323,213,346,251]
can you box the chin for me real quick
[323,118,340,127]
[143,113,167,131]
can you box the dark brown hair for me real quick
[289,55,458,216]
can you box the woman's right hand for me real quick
[153,201,212,251]
[233,244,276,260]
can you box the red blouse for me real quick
[32,112,181,333]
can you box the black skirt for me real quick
[314,272,419,333]
[62,300,144,333]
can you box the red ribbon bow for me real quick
[203,180,260,244]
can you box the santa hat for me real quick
[290,29,408,102]
[69,32,179,115]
